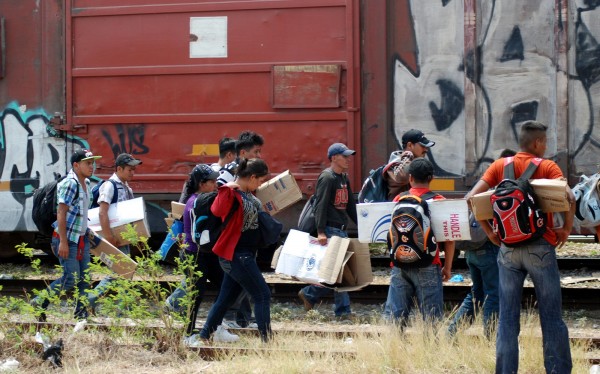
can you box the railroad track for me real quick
[2,276,599,307]
[370,256,600,270]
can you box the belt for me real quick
[327,222,346,231]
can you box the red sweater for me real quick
[210,185,244,261]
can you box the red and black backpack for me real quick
[490,157,546,246]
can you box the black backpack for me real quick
[358,165,389,203]
[388,191,438,267]
[490,157,546,246]
[297,195,317,235]
[90,180,119,208]
[31,176,79,237]
[191,192,238,252]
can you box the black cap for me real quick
[70,149,102,165]
[401,129,435,148]
[191,164,219,182]
[116,153,142,167]
[408,158,434,181]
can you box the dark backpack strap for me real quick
[519,158,542,181]
[420,191,438,201]
[109,180,120,204]
[503,157,515,179]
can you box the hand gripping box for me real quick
[88,197,150,245]
[88,232,137,279]
[255,170,303,216]
[275,229,373,292]
[470,179,569,221]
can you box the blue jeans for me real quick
[383,264,443,324]
[36,235,91,317]
[495,239,572,374]
[87,245,130,310]
[200,249,271,341]
[300,226,351,316]
[448,242,499,337]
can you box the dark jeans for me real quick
[35,235,91,318]
[186,251,224,335]
[200,249,271,341]
[448,242,499,338]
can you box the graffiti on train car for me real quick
[101,124,149,159]
[392,0,600,177]
[0,102,87,231]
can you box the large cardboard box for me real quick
[275,229,373,291]
[428,199,471,241]
[171,201,185,220]
[88,197,150,245]
[255,170,302,215]
[471,179,570,221]
[88,232,137,279]
[357,202,396,243]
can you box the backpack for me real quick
[90,179,119,208]
[31,176,79,237]
[572,173,600,229]
[454,212,489,251]
[358,165,388,203]
[388,191,438,267]
[297,195,317,235]
[490,157,546,246]
[191,192,238,252]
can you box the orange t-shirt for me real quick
[480,152,563,245]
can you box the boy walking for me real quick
[32,149,102,321]
[384,158,455,324]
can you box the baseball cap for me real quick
[327,143,356,159]
[116,153,142,167]
[401,129,435,148]
[408,158,434,181]
[191,164,219,182]
[70,149,102,164]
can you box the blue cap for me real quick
[327,143,356,159]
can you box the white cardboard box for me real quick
[255,170,303,216]
[275,229,373,292]
[88,232,137,279]
[357,202,396,243]
[428,199,471,241]
[88,197,150,245]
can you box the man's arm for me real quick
[314,173,334,245]
[57,203,69,259]
[99,202,118,247]
[441,241,455,282]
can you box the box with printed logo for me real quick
[255,170,303,216]
[88,197,150,245]
[357,202,396,243]
[274,229,373,292]
[88,232,137,279]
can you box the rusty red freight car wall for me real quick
[68,0,361,195]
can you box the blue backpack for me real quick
[90,180,119,208]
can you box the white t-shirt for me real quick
[98,173,133,204]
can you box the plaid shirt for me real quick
[54,169,92,243]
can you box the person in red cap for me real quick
[31,148,102,321]
[298,143,358,319]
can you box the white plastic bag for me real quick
[572,173,600,230]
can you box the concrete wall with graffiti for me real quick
[0,102,86,232]
[393,0,600,178]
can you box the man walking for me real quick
[466,121,575,374]
[298,143,357,319]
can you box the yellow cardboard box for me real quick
[255,170,303,215]
[171,201,185,220]
[88,232,137,279]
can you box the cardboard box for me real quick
[255,170,303,216]
[88,197,150,245]
[164,216,175,229]
[428,199,471,241]
[275,229,373,292]
[171,201,185,220]
[88,232,137,279]
[357,202,396,243]
[470,179,570,221]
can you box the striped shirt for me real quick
[55,169,92,243]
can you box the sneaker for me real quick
[298,290,313,311]
[183,334,204,348]
[213,325,240,343]
[247,322,258,329]
[222,320,242,329]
